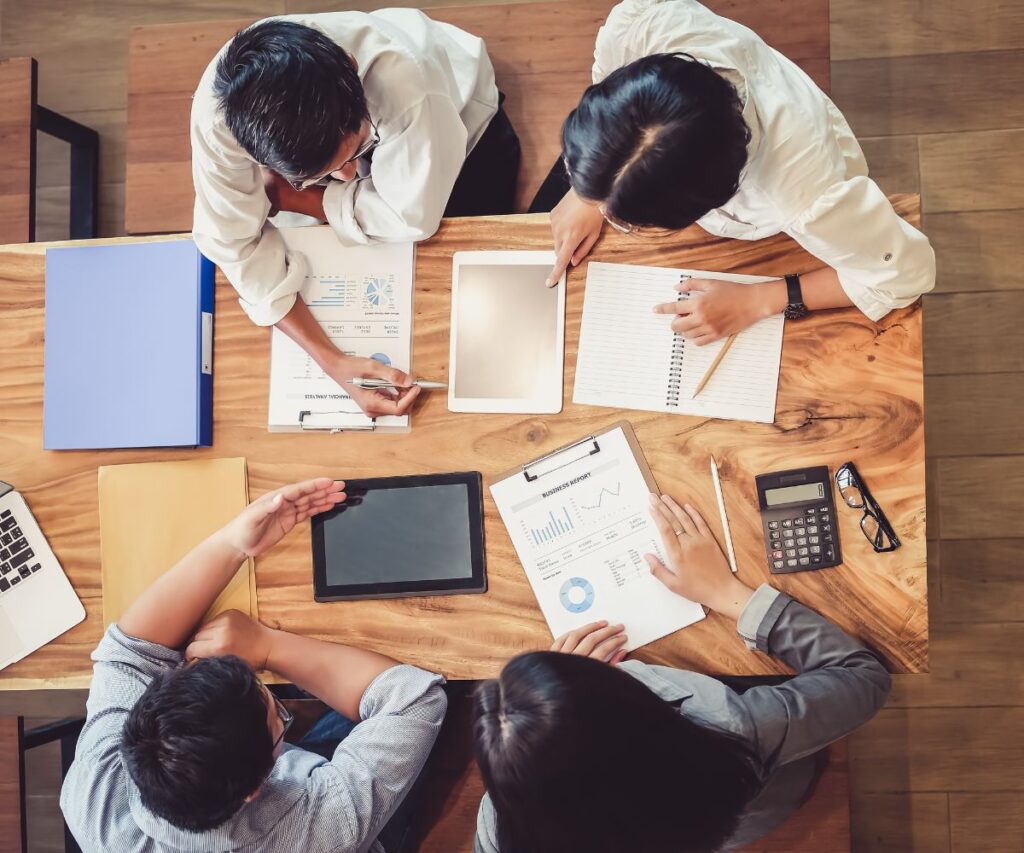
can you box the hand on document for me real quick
[221,477,347,559]
[545,188,606,287]
[645,494,754,622]
[328,355,422,418]
[551,620,630,665]
[652,277,785,345]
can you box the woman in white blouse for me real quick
[537,0,935,340]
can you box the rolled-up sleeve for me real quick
[734,584,892,770]
[305,664,447,849]
[190,114,309,327]
[323,93,467,246]
[786,176,936,321]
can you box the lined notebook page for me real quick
[573,262,785,424]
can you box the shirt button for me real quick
[883,252,893,261]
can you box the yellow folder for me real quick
[98,457,258,628]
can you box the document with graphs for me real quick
[268,227,414,432]
[490,422,705,650]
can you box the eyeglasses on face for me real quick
[290,120,380,191]
[269,691,294,750]
[835,462,901,553]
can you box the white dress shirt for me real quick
[593,0,935,320]
[191,10,498,326]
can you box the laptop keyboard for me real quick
[0,508,41,594]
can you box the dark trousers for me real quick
[444,95,522,217]
[527,154,573,214]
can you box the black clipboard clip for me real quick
[523,435,601,482]
[298,410,376,434]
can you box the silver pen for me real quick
[350,378,448,390]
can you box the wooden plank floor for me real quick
[2,0,1022,849]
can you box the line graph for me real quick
[578,482,622,511]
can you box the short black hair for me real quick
[121,655,274,832]
[563,53,751,230]
[474,652,761,853]
[214,19,369,181]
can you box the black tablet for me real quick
[311,472,486,601]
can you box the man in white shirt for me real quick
[191,11,519,416]
[535,0,935,340]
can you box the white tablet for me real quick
[449,251,566,414]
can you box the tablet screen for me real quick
[453,263,559,399]
[322,484,473,585]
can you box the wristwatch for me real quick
[784,274,808,320]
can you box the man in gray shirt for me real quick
[474,493,892,852]
[60,477,446,853]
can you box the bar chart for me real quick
[525,506,575,546]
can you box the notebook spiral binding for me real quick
[666,276,688,407]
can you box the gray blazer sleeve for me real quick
[733,584,892,770]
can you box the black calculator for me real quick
[755,466,842,574]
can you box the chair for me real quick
[0,716,84,853]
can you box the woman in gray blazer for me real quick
[473,493,892,853]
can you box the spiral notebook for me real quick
[573,262,785,424]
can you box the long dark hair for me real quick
[563,53,751,230]
[473,652,761,853]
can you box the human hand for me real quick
[219,477,347,559]
[185,610,276,671]
[325,355,422,418]
[551,620,629,664]
[645,494,754,621]
[652,278,787,345]
[546,188,606,287]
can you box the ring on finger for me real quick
[673,528,684,536]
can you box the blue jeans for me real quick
[297,710,417,853]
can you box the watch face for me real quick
[785,302,809,320]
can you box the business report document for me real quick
[574,262,785,424]
[268,227,414,431]
[490,426,705,650]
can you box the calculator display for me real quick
[764,482,825,507]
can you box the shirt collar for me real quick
[716,66,763,174]
[124,748,311,851]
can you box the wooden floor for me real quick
[1,0,1022,850]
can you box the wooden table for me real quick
[125,0,830,234]
[0,202,927,689]
[0,58,36,244]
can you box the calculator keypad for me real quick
[765,505,838,572]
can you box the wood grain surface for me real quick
[124,0,830,234]
[0,717,25,853]
[0,198,927,689]
[0,57,36,245]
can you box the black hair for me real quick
[562,52,751,230]
[213,19,369,181]
[121,655,275,832]
[473,652,761,853]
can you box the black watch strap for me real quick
[784,273,808,320]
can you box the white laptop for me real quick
[0,481,85,671]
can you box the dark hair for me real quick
[563,53,751,230]
[214,19,368,181]
[473,652,761,853]
[121,655,274,832]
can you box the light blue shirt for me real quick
[60,626,447,852]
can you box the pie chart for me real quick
[559,577,595,614]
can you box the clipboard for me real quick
[494,420,658,491]
[490,419,705,651]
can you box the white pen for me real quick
[350,378,448,390]
[710,456,739,574]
